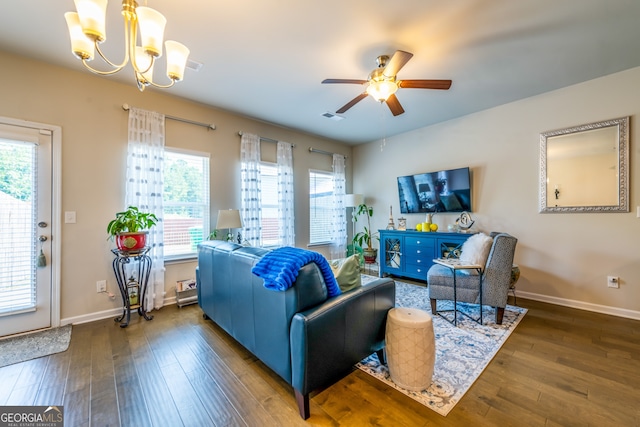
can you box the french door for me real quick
[0,120,58,337]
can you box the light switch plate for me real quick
[64,211,76,223]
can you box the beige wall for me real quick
[353,66,640,319]
[3,49,639,323]
[0,51,352,324]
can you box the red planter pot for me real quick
[115,232,148,252]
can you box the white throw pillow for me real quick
[459,233,493,268]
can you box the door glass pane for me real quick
[0,139,36,314]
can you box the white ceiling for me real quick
[1,0,639,144]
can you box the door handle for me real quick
[38,235,48,242]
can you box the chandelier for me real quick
[64,0,190,91]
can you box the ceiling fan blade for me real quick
[322,79,367,85]
[383,50,413,78]
[336,93,368,114]
[385,94,405,116]
[398,79,452,90]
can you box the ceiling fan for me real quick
[322,50,452,116]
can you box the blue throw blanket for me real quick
[251,247,341,297]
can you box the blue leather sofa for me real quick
[196,240,395,419]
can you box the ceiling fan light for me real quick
[366,80,398,102]
[165,40,190,81]
[64,12,95,60]
[136,6,167,57]
[73,0,107,42]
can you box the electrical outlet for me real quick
[607,276,619,288]
[96,280,107,293]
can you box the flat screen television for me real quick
[397,167,472,214]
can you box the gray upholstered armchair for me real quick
[427,232,517,324]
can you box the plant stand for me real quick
[111,247,154,328]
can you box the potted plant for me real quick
[352,203,379,264]
[107,206,158,252]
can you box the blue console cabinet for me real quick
[378,229,473,281]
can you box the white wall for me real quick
[0,51,352,324]
[353,66,640,319]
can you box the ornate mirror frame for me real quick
[539,116,629,213]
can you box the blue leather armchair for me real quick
[196,240,395,419]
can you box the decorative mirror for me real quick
[540,116,629,213]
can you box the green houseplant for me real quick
[107,206,158,252]
[352,203,379,264]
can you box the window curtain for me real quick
[126,107,165,311]
[330,154,347,259]
[240,133,262,247]
[277,141,295,247]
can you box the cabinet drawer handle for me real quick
[416,250,421,254]
[416,240,421,244]
[417,259,421,263]
[417,269,422,273]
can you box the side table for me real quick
[385,307,435,391]
[431,258,483,326]
[111,247,154,328]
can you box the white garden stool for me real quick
[385,307,435,391]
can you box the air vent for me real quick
[186,59,203,72]
[322,112,344,121]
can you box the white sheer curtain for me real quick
[126,107,165,311]
[277,141,295,247]
[241,133,262,247]
[330,154,347,259]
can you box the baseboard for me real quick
[516,290,640,320]
[61,296,180,326]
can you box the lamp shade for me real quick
[73,0,107,42]
[65,12,95,60]
[344,194,364,207]
[366,80,398,102]
[135,46,154,85]
[136,6,167,57]
[165,40,190,81]
[216,209,243,229]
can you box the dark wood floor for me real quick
[1,287,639,427]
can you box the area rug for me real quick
[357,277,527,416]
[0,325,72,368]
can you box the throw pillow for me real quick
[329,254,362,292]
[459,233,493,268]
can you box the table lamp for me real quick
[216,209,243,242]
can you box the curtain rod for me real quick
[122,104,216,131]
[238,131,295,147]
[309,147,347,158]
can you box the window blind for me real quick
[0,140,37,315]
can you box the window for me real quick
[309,169,333,245]
[260,162,279,247]
[163,148,210,259]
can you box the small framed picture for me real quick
[398,217,406,231]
